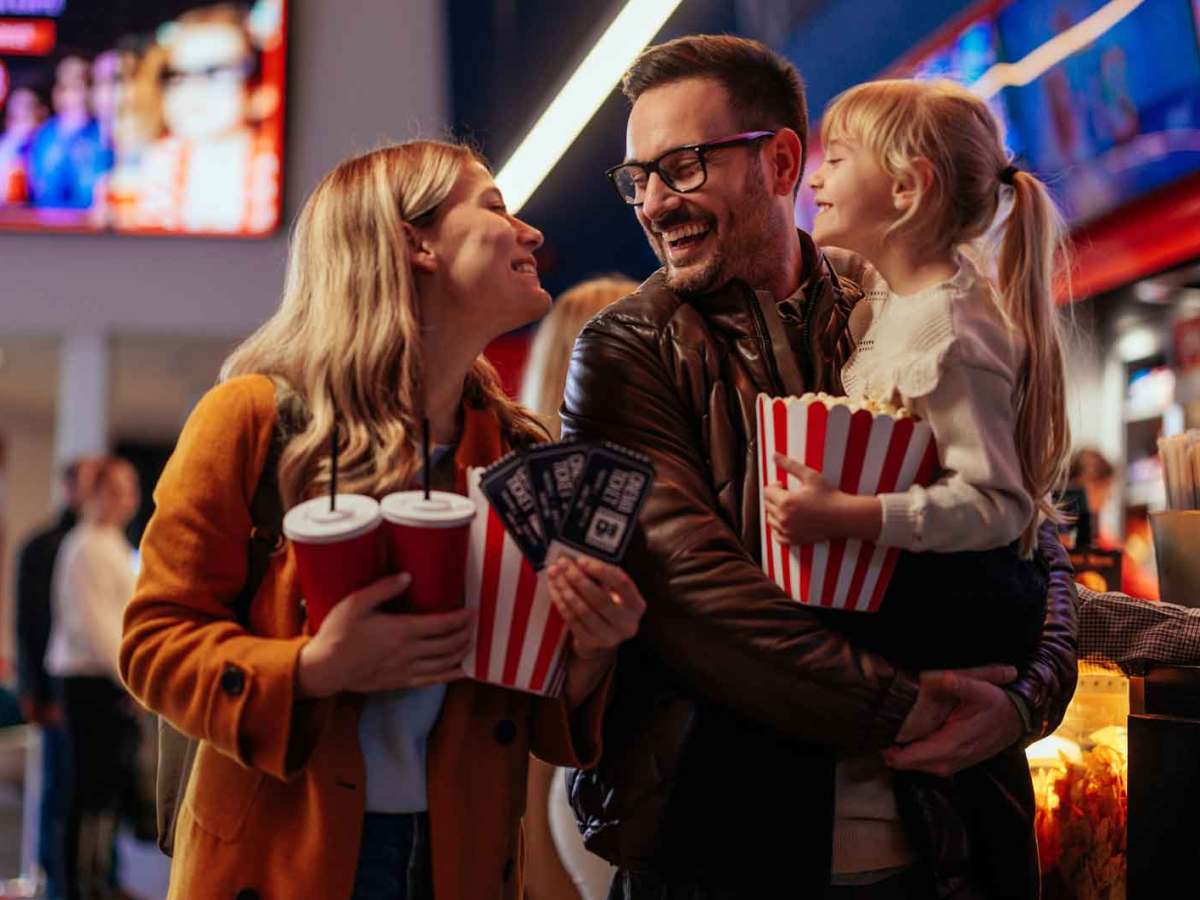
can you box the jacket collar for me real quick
[676,229,856,396]
[681,229,844,313]
[452,402,508,493]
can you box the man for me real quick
[562,36,1077,898]
[15,458,98,900]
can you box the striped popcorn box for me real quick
[463,468,569,696]
[756,393,939,613]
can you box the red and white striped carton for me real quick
[757,393,939,612]
[463,468,569,696]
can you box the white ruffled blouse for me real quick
[841,256,1035,553]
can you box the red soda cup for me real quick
[283,494,384,631]
[380,491,476,613]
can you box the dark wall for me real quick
[779,0,980,115]
[448,0,739,300]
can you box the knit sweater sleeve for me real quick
[875,282,1035,553]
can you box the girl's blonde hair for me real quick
[822,78,1071,552]
[221,140,544,507]
[520,275,638,439]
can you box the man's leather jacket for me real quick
[561,233,1078,898]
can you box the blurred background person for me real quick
[44,457,142,900]
[520,274,635,900]
[520,275,638,439]
[1068,447,1160,600]
[0,83,48,206]
[136,3,278,234]
[28,55,108,210]
[14,458,99,900]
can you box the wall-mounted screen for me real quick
[997,0,1200,223]
[0,0,286,236]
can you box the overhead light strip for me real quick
[972,0,1143,98]
[495,0,685,214]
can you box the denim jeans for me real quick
[40,723,67,900]
[350,812,432,900]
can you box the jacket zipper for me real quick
[798,278,818,389]
[745,284,786,396]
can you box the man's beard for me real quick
[644,164,787,297]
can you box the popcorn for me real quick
[757,392,938,612]
[788,391,913,418]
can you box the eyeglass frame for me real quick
[604,130,777,206]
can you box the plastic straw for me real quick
[330,423,338,512]
[422,418,432,501]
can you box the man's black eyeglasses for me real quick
[605,130,776,206]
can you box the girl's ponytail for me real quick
[997,169,1071,554]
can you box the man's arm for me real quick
[561,313,918,753]
[1078,584,1200,674]
[1005,523,1079,743]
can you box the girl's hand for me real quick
[297,573,474,698]
[763,454,884,544]
[547,556,646,661]
[763,454,840,544]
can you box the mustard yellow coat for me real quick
[121,374,608,900]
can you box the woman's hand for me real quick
[548,555,646,708]
[548,555,645,659]
[296,573,474,699]
[763,454,882,544]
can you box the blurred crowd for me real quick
[14,455,149,900]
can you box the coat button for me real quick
[493,718,517,745]
[234,890,259,900]
[220,665,246,697]
[502,857,514,882]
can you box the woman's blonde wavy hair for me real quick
[822,79,1072,553]
[519,275,638,439]
[221,140,544,507]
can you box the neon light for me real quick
[495,0,685,214]
[972,0,1143,97]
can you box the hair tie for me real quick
[998,164,1019,186]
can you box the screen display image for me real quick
[908,17,1024,160]
[997,0,1200,223]
[0,0,286,236]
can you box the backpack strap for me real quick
[156,383,289,857]
[231,429,284,627]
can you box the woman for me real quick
[120,141,645,900]
[48,456,143,900]
[519,276,635,900]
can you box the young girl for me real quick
[764,78,1071,670]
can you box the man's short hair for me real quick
[622,35,808,181]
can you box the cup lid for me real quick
[283,494,382,544]
[380,490,476,528]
